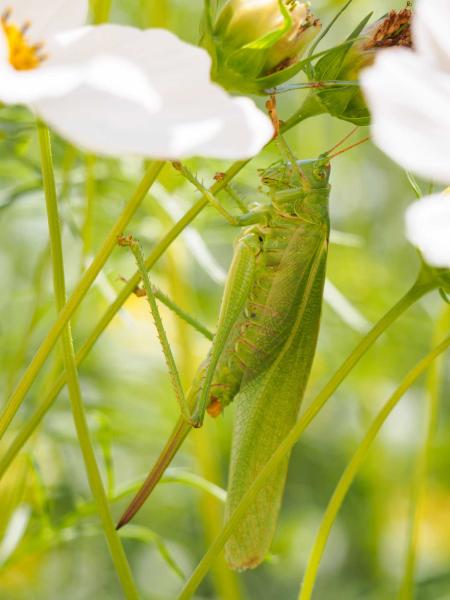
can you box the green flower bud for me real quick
[206,0,321,94]
[308,7,412,126]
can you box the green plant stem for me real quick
[177,275,436,599]
[0,161,164,440]
[141,0,170,28]
[274,80,359,94]
[67,470,227,524]
[299,336,450,600]
[37,122,139,600]
[307,0,354,59]
[399,306,450,599]
[91,0,112,24]
[82,154,96,263]
[59,144,77,203]
[6,244,50,396]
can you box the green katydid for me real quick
[116,132,365,570]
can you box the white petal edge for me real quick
[0,61,90,105]
[405,193,450,268]
[0,26,163,107]
[32,25,274,159]
[0,0,88,41]
[361,49,450,185]
[414,0,450,71]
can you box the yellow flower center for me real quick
[1,8,46,71]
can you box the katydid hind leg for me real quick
[116,416,191,529]
[116,362,208,529]
[117,233,260,527]
[192,232,260,426]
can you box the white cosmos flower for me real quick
[361,0,450,269]
[405,192,450,269]
[360,0,450,185]
[0,0,273,159]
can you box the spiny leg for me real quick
[116,414,192,529]
[191,231,260,427]
[174,161,268,228]
[172,161,241,226]
[116,236,260,527]
[119,276,213,341]
[214,172,248,214]
[117,235,193,424]
[226,184,248,213]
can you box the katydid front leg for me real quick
[116,230,262,528]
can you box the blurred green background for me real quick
[0,1,449,599]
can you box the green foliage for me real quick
[306,12,373,125]
[0,1,449,600]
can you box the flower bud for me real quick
[208,0,321,93]
[340,8,412,80]
[310,8,413,126]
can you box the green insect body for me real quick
[117,157,331,570]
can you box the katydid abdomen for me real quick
[117,157,330,570]
[224,232,328,569]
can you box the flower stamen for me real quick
[1,8,46,71]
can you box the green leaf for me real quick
[313,12,372,80]
[307,0,354,59]
[119,524,186,580]
[313,86,370,126]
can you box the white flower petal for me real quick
[0,0,88,41]
[0,62,85,104]
[0,2,90,104]
[361,49,450,184]
[33,25,273,159]
[414,0,450,71]
[0,26,159,107]
[405,193,450,268]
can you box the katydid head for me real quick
[260,157,330,192]
[260,157,330,217]
[295,158,331,189]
